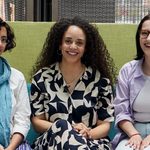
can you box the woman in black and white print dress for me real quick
[30,16,116,150]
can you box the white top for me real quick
[9,68,31,138]
[133,76,150,122]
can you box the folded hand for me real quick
[72,123,91,139]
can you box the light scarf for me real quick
[0,57,12,148]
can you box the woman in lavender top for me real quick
[112,14,150,150]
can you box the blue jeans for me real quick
[116,122,150,150]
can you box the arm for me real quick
[30,73,53,134]
[114,63,142,149]
[5,133,23,150]
[31,114,53,133]
[118,120,142,150]
[9,69,31,149]
[118,120,139,137]
[114,65,134,128]
[89,78,114,140]
[12,78,31,137]
[88,120,111,140]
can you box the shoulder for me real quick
[10,67,25,82]
[121,60,139,70]
[33,63,59,83]
[93,68,110,84]
[34,67,50,76]
[88,67,111,84]
[9,68,27,92]
[119,60,140,76]
[35,63,57,76]
[93,68,111,86]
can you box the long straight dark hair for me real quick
[135,14,150,60]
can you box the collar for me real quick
[53,63,93,85]
[134,58,144,79]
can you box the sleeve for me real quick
[12,71,31,138]
[97,78,114,122]
[30,71,45,116]
[114,64,133,128]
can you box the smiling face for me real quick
[139,20,150,58]
[0,26,7,55]
[60,25,86,64]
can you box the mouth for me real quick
[144,43,150,48]
[66,50,79,56]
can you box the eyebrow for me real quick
[141,29,150,31]
[0,36,7,40]
[65,37,85,41]
[0,35,7,38]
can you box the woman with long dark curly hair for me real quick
[30,16,116,150]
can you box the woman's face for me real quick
[0,26,7,55]
[60,25,86,64]
[139,20,150,57]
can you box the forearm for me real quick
[6,133,23,150]
[118,120,139,137]
[89,121,110,140]
[31,117,53,133]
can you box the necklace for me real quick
[60,65,85,93]
[61,65,85,93]
[67,68,84,85]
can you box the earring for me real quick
[57,49,62,55]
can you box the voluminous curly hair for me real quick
[0,18,16,51]
[32,16,116,85]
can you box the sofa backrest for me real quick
[4,22,137,82]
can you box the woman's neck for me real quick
[60,61,83,73]
[59,61,85,86]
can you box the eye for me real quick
[140,30,149,38]
[0,37,8,43]
[76,41,84,47]
[65,39,71,44]
[141,31,148,36]
[1,38,7,43]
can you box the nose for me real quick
[70,42,77,49]
[0,40,3,45]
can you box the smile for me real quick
[67,51,79,55]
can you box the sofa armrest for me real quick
[26,83,39,144]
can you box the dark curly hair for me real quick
[135,13,150,60]
[32,16,116,85]
[0,18,16,51]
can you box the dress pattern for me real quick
[30,63,114,150]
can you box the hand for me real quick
[126,134,142,150]
[140,135,150,150]
[0,145,4,150]
[72,123,91,139]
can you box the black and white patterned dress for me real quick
[30,63,114,150]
